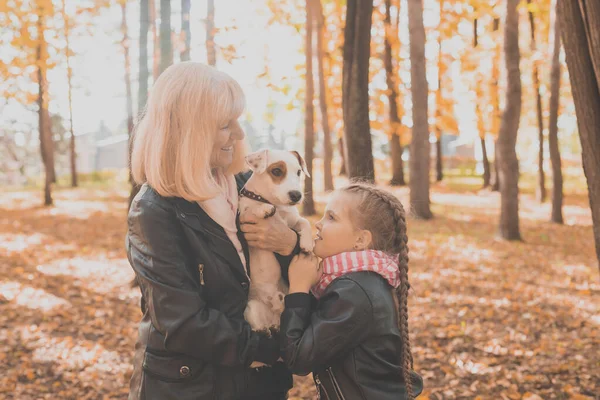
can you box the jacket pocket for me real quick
[142,351,206,383]
[141,352,216,400]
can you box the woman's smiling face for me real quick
[314,191,362,258]
[210,119,245,169]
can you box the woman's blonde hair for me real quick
[131,62,247,201]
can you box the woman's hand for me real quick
[240,212,297,255]
[288,252,322,294]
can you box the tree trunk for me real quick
[338,137,347,175]
[491,141,500,191]
[385,0,405,186]
[490,18,501,192]
[548,0,563,224]
[315,0,333,192]
[149,0,159,80]
[139,0,150,114]
[481,138,491,187]
[61,0,77,188]
[133,0,150,205]
[527,0,546,202]
[303,0,316,216]
[342,0,375,182]
[435,139,443,182]
[390,136,405,186]
[558,0,600,269]
[474,18,490,188]
[181,0,191,61]
[121,1,135,195]
[497,0,522,241]
[37,9,54,206]
[159,0,172,75]
[435,0,445,183]
[206,0,216,66]
[408,0,432,219]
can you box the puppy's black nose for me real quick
[288,191,303,203]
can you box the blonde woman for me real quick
[126,62,299,400]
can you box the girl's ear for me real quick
[354,229,373,250]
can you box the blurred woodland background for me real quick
[0,0,599,398]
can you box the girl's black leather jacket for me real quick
[281,272,424,400]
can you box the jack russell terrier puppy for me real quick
[239,149,313,365]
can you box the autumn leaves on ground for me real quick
[1,174,598,400]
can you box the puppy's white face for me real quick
[245,149,310,206]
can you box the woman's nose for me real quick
[231,122,245,140]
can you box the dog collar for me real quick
[240,187,272,205]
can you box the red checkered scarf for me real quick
[311,250,400,299]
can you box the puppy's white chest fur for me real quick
[239,149,314,361]
[239,200,310,331]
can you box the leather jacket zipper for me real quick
[327,367,346,400]
[314,374,328,400]
[198,264,205,285]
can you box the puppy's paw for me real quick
[264,204,277,218]
[268,291,285,314]
[252,203,276,219]
[299,233,314,253]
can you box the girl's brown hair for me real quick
[342,182,414,399]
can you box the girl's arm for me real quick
[280,277,374,375]
[127,196,280,367]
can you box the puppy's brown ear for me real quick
[245,149,269,174]
[291,151,310,178]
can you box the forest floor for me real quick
[1,172,598,399]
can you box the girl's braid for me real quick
[343,183,414,399]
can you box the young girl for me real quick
[281,183,423,400]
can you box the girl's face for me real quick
[210,119,245,169]
[314,191,367,258]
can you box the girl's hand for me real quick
[288,252,322,294]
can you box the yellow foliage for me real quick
[0,0,109,106]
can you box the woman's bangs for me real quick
[216,78,246,126]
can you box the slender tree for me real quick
[338,137,347,175]
[314,0,334,192]
[207,0,216,66]
[408,0,432,219]
[149,0,159,80]
[342,0,375,182]
[304,0,316,215]
[121,0,134,195]
[36,2,55,205]
[527,0,546,202]
[159,0,172,74]
[61,0,77,187]
[490,18,501,192]
[139,0,150,115]
[474,18,490,188]
[548,0,563,224]
[434,0,445,183]
[497,0,522,240]
[181,0,191,61]
[558,0,600,269]
[385,0,405,186]
[132,0,150,205]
